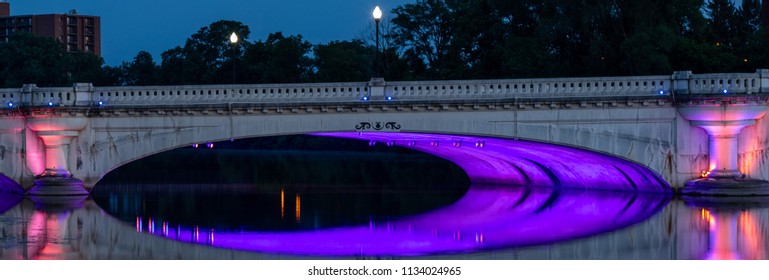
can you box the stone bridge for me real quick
[0,70,768,193]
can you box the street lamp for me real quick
[373,6,382,77]
[229,32,239,84]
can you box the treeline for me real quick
[387,0,768,79]
[0,0,767,87]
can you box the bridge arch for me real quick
[79,115,670,193]
[69,105,680,190]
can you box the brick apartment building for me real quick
[0,1,101,56]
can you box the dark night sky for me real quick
[8,0,414,65]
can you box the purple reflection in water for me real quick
[0,175,23,214]
[138,186,668,256]
[0,193,22,215]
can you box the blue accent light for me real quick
[48,101,54,106]
[386,96,392,101]
[98,101,104,106]
[658,90,664,95]
[362,96,369,101]
[7,102,12,108]
[722,89,728,94]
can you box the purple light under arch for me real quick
[312,132,670,193]
[0,175,23,195]
[128,132,672,256]
[137,186,668,256]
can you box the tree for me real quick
[0,33,66,87]
[158,47,187,85]
[312,40,374,82]
[64,51,105,84]
[391,0,466,79]
[0,32,110,87]
[731,0,763,70]
[450,0,550,78]
[242,32,313,83]
[122,51,158,85]
[157,20,250,84]
[97,65,123,86]
[705,0,737,47]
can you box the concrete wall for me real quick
[2,96,754,191]
[738,113,769,179]
[58,102,697,190]
[0,117,40,189]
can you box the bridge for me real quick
[0,70,768,195]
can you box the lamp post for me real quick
[229,32,239,84]
[373,6,382,78]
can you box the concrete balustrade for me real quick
[0,70,765,108]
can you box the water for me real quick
[1,136,768,259]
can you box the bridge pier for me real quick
[25,117,88,196]
[679,103,769,196]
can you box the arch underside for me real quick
[84,131,672,257]
[312,132,670,193]
[0,174,23,195]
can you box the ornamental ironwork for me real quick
[355,122,401,131]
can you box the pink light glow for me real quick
[738,212,766,259]
[699,210,768,260]
[705,212,741,260]
[24,127,45,175]
[679,104,769,178]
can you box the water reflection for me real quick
[0,195,86,260]
[110,185,670,257]
[92,183,467,232]
[694,207,768,260]
[4,191,769,259]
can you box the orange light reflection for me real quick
[295,194,301,223]
[739,212,766,259]
[280,189,285,220]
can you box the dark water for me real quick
[1,135,769,259]
[91,136,470,232]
